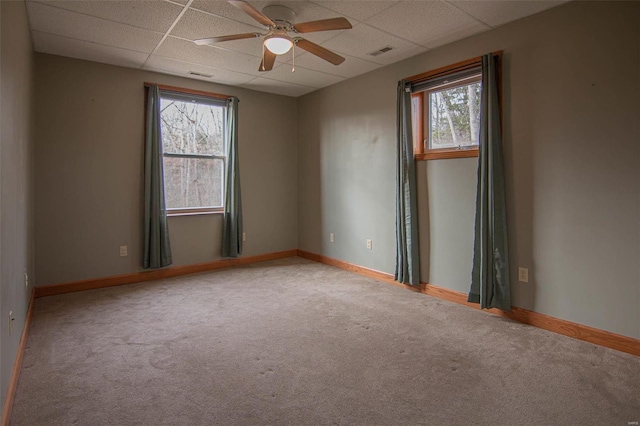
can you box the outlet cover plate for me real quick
[518,267,529,283]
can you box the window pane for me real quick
[163,157,224,209]
[160,99,225,156]
[429,81,481,150]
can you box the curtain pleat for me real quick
[221,97,243,258]
[468,54,511,310]
[143,85,172,269]
[395,80,420,285]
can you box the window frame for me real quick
[144,83,231,217]
[406,52,502,161]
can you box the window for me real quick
[407,54,500,160]
[157,87,228,215]
[426,75,481,151]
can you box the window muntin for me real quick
[159,94,226,214]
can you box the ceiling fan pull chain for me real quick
[292,44,296,73]
[261,42,265,71]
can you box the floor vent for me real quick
[368,46,393,57]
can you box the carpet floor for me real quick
[11,257,640,425]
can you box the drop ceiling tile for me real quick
[311,0,398,22]
[285,51,380,79]
[30,0,184,33]
[262,63,344,88]
[190,0,355,44]
[451,0,567,28]
[210,37,267,58]
[25,0,571,95]
[292,29,344,46]
[155,36,267,76]
[171,8,263,51]
[322,23,425,65]
[364,1,489,48]
[144,55,257,85]
[32,31,148,68]
[171,9,265,57]
[189,0,261,27]
[27,2,163,53]
[424,21,488,49]
[242,77,316,97]
[192,0,339,26]
[375,43,429,65]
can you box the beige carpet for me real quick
[11,257,640,425]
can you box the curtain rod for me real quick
[404,51,502,85]
[144,82,232,101]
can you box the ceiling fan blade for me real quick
[228,0,275,27]
[293,17,352,33]
[194,33,259,45]
[259,49,277,72]
[295,38,345,65]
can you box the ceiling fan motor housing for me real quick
[262,5,296,28]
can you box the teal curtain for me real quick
[143,85,172,269]
[395,80,420,285]
[221,97,243,258]
[468,54,511,310]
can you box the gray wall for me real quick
[298,1,640,339]
[297,65,398,273]
[35,54,298,285]
[0,0,35,413]
[418,158,477,294]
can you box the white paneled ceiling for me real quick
[26,0,567,97]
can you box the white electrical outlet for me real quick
[24,271,29,289]
[329,233,335,243]
[8,311,13,336]
[119,245,128,257]
[366,239,372,250]
[242,232,247,242]
[518,267,529,283]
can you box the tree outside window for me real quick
[428,78,481,150]
[160,95,226,214]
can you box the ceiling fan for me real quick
[194,0,352,72]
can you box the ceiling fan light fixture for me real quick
[264,34,293,55]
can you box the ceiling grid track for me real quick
[141,0,196,69]
[24,0,570,96]
[443,0,493,29]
